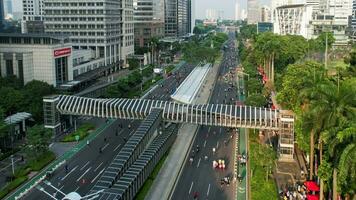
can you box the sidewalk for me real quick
[145,61,220,200]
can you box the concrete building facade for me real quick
[274,4,313,38]
[133,0,165,47]
[247,0,261,24]
[43,0,134,69]
[22,0,45,33]
[261,5,271,22]
[165,0,190,37]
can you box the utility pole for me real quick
[325,32,328,69]
[11,155,14,175]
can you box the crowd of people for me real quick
[280,182,310,200]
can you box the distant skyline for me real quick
[195,0,271,20]
[13,0,272,20]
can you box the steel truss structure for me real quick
[56,95,280,130]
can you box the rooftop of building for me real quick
[0,33,70,40]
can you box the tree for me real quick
[246,78,263,94]
[0,107,9,150]
[23,80,55,122]
[0,87,25,115]
[245,94,267,107]
[277,61,325,110]
[301,79,356,198]
[127,58,140,70]
[26,125,52,160]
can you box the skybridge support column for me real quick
[278,110,295,162]
[43,95,61,138]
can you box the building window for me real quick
[18,60,24,84]
[55,57,68,86]
[5,60,13,76]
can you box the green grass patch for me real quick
[61,123,95,142]
[135,150,169,200]
[0,176,28,199]
[249,131,278,200]
[28,151,56,171]
[165,65,175,74]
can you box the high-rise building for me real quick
[247,0,261,24]
[206,9,218,20]
[235,2,240,20]
[178,0,189,36]
[3,0,11,17]
[350,0,356,41]
[0,0,4,28]
[274,4,313,38]
[311,0,353,45]
[133,0,165,47]
[241,9,247,20]
[43,0,134,68]
[261,5,271,22]
[165,0,190,37]
[22,0,44,33]
[188,0,193,33]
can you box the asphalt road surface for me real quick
[23,63,195,200]
[172,34,240,200]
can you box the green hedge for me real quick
[61,123,95,142]
[28,151,56,171]
[0,151,56,199]
[250,131,278,200]
[165,65,175,74]
[0,176,28,199]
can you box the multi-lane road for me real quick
[172,34,241,200]
[23,63,195,199]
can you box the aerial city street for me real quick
[0,0,355,200]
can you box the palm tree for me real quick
[301,80,356,199]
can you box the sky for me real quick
[195,0,271,20]
[12,0,271,20]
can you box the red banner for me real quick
[54,48,71,57]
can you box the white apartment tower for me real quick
[43,0,134,68]
[261,5,271,22]
[247,0,260,24]
[235,2,240,20]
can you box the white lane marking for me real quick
[74,186,80,192]
[216,141,219,149]
[102,143,110,151]
[197,158,201,168]
[203,140,207,147]
[91,169,105,183]
[208,127,211,132]
[94,162,103,172]
[0,158,21,172]
[76,167,92,182]
[114,143,122,151]
[59,185,64,190]
[117,130,124,136]
[207,184,211,196]
[129,130,135,135]
[189,182,194,194]
[80,161,90,171]
[219,128,222,134]
[61,165,78,181]
[130,120,134,123]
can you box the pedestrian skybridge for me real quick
[54,95,281,130]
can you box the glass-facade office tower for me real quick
[165,0,190,37]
